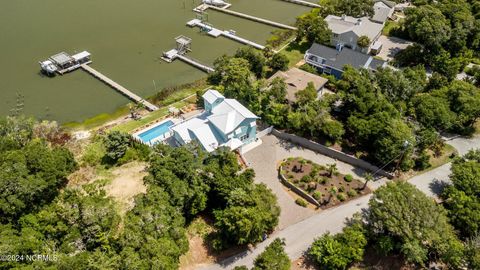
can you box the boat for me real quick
[39,60,58,76]
[202,0,228,7]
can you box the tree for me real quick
[442,150,480,238]
[119,186,189,270]
[372,118,414,168]
[295,82,317,105]
[214,183,280,245]
[235,47,266,78]
[0,130,76,222]
[446,80,480,130]
[327,163,338,177]
[404,6,451,49]
[146,145,210,218]
[413,94,456,131]
[366,181,464,268]
[356,35,370,49]
[253,238,290,270]
[296,11,332,44]
[330,0,374,17]
[104,131,131,162]
[268,53,289,72]
[265,77,287,103]
[362,172,373,190]
[309,222,366,270]
[465,235,480,270]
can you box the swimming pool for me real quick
[137,120,174,144]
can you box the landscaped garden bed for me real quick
[279,157,371,208]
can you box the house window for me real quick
[240,134,249,141]
[323,67,332,74]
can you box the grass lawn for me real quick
[64,81,206,133]
[110,99,191,134]
[382,20,403,36]
[281,40,311,67]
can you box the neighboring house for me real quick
[304,43,387,79]
[372,0,396,24]
[325,15,383,53]
[171,89,259,152]
[268,67,328,103]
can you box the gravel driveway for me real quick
[244,135,367,229]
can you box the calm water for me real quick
[0,0,309,123]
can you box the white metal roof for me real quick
[72,51,90,61]
[325,15,383,41]
[208,99,258,134]
[202,89,224,104]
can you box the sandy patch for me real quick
[105,161,148,214]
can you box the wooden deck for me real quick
[80,64,159,111]
[206,5,297,30]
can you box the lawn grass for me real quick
[281,40,311,67]
[63,105,131,131]
[382,20,401,36]
[110,100,191,134]
[63,80,206,133]
[429,144,457,169]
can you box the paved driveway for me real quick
[376,35,413,61]
[244,135,368,230]
[198,134,480,270]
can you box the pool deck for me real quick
[132,118,181,146]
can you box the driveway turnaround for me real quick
[244,135,368,229]
[198,134,480,270]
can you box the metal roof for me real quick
[306,43,386,71]
[325,15,383,41]
[202,89,224,104]
[50,52,74,65]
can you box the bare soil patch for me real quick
[105,161,148,214]
[281,157,370,208]
[179,216,247,270]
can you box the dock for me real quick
[80,64,159,111]
[187,19,267,51]
[176,54,215,73]
[204,5,297,30]
[278,0,321,8]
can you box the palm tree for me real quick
[327,163,338,177]
[362,172,374,190]
[299,159,307,172]
[326,187,337,205]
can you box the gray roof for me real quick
[375,0,395,8]
[202,89,224,104]
[325,15,383,41]
[306,43,386,71]
[50,52,74,65]
[372,1,393,23]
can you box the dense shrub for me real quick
[295,198,308,207]
[344,174,353,182]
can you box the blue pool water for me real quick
[138,120,174,143]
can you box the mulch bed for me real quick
[280,157,371,209]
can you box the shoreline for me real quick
[62,78,207,133]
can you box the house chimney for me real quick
[341,14,346,20]
[356,18,362,25]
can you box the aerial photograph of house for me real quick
[2,0,479,269]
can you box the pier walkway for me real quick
[278,0,321,8]
[176,54,215,73]
[187,19,267,50]
[80,64,159,111]
[206,5,297,30]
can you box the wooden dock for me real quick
[278,0,321,8]
[187,19,267,51]
[80,64,159,111]
[175,54,215,73]
[206,5,297,30]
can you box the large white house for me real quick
[171,90,259,153]
[326,15,383,53]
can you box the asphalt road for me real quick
[198,135,480,270]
